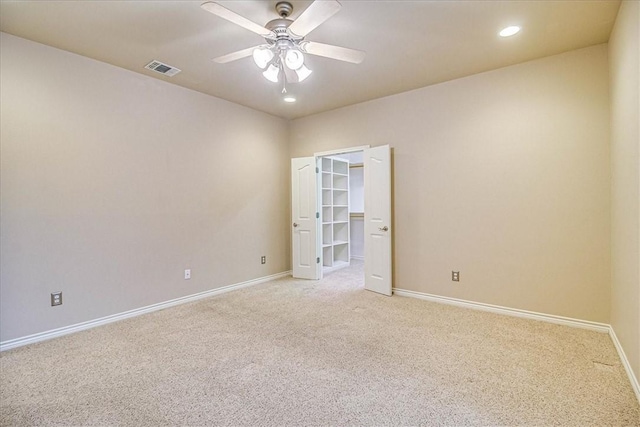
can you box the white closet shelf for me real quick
[332,260,349,268]
[321,157,350,272]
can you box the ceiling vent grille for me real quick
[144,60,181,77]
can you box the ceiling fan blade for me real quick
[287,0,342,37]
[201,2,275,38]
[299,41,365,64]
[213,46,259,64]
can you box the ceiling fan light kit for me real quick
[252,47,274,69]
[252,43,313,84]
[285,49,304,70]
[263,63,280,83]
[202,0,365,93]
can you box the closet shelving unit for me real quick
[321,157,350,271]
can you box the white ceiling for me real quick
[0,0,620,120]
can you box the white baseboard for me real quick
[393,287,640,404]
[609,327,640,404]
[0,271,291,352]
[392,288,610,333]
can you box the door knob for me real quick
[293,223,299,227]
[379,226,388,231]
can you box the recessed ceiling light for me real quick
[283,96,296,103]
[499,26,521,37]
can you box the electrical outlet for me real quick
[261,256,266,265]
[184,269,191,280]
[452,271,460,282]
[51,292,62,306]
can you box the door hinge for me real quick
[316,212,319,219]
[316,167,319,173]
[317,257,320,264]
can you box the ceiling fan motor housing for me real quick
[266,18,293,34]
[265,15,303,54]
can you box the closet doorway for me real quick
[291,145,392,296]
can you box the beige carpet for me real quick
[1,260,639,426]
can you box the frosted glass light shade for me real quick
[285,49,304,70]
[262,64,280,83]
[253,47,274,69]
[295,64,312,82]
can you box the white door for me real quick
[291,157,320,280]
[364,145,392,295]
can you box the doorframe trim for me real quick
[314,145,370,157]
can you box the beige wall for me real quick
[0,30,620,349]
[0,33,290,342]
[290,45,611,323]
[609,1,640,382]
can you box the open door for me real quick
[364,145,392,295]
[291,157,320,280]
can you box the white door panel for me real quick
[364,145,392,295]
[291,157,319,280]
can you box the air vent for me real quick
[144,60,181,77]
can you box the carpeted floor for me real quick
[1,260,639,426]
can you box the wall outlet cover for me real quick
[51,292,62,306]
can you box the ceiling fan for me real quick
[201,0,365,85]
